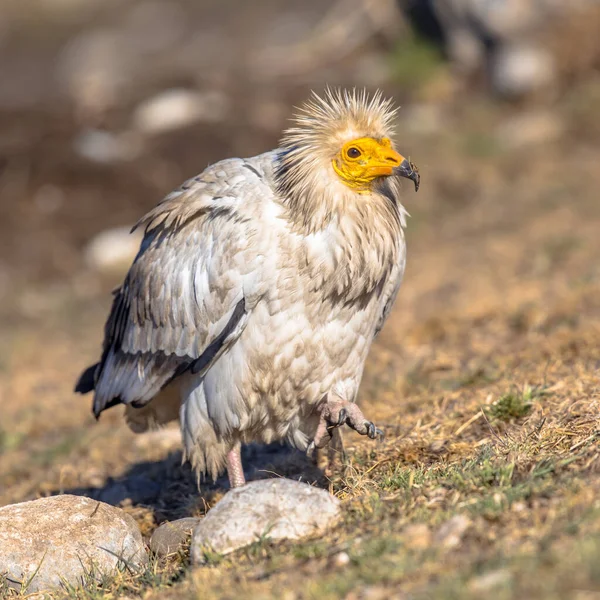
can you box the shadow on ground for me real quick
[54,443,326,522]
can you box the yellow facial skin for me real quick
[332,137,406,192]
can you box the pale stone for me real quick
[83,226,143,276]
[0,495,147,593]
[491,44,556,98]
[73,129,141,164]
[150,518,201,557]
[190,479,341,563]
[132,89,230,135]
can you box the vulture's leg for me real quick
[312,429,345,476]
[308,396,383,453]
[326,427,346,476]
[226,442,246,488]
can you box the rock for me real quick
[434,514,471,549]
[132,89,230,135]
[331,551,350,567]
[150,518,201,557]
[0,495,147,593]
[190,479,341,563]
[491,44,556,98]
[73,129,141,164]
[495,111,565,149]
[83,226,143,276]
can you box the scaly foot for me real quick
[307,396,383,456]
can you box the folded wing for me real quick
[76,158,269,417]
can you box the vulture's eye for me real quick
[346,147,361,159]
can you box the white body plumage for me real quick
[76,90,417,483]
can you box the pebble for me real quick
[150,517,201,557]
[0,495,147,593]
[132,89,230,135]
[73,129,141,164]
[190,479,341,563]
[331,551,350,567]
[491,44,556,98]
[434,514,471,549]
[83,226,143,276]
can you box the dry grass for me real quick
[1,90,600,599]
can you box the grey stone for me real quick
[0,495,147,593]
[73,129,141,164]
[491,44,556,98]
[83,226,143,276]
[150,518,201,557]
[132,89,230,135]
[190,479,341,563]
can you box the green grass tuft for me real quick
[488,384,548,422]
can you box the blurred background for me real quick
[1,0,600,596]
[0,0,599,293]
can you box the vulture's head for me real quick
[276,88,419,230]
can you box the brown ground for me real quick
[1,26,600,600]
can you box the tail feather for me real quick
[74,363,98,394]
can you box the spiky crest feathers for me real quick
[275,88,401,231]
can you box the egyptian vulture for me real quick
[76,88,419,488]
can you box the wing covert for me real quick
[87,158,269,416]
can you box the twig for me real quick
[454,409,485,436]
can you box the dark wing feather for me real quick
[76,159,267,417]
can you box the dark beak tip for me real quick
[395,158,420,192]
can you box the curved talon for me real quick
[306,441,316,457]
[311,396,383,452]
[365,422,384,440]
[366,422,375,439]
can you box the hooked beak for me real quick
[394,158,420,192]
